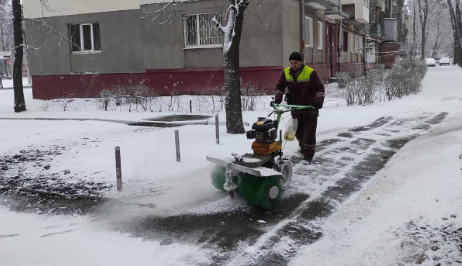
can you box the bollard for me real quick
[190,100,192,113]
[215,114,220,145]
[175,130,181,162]
[115,146,122,192]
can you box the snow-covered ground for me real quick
[1,66,462,265]
[288,66,462,266]
[0,77,31,89]
[290,117,462,266]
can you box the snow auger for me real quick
[206,103,315,209]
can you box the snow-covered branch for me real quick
[213,0,250,53]
[141,0,180,22]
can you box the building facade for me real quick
[24,0,375,99]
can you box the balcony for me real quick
[341,0,369,24]
[343,4,355,19]
[370,0,385,9]
[384,18,397,41]
[305,0,338,10]
[325,8,350,19]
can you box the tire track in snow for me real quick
[223,112,448,266]
[0,113,450,266]
[0,234,19,239]
[39,230,74,238]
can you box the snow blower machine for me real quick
[206,103,315,209]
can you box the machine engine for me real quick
[246,117,277,143]
[246,117,281,155]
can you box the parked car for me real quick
[425,58,437,67]
[439,57,451,66]
[435,58,441,64]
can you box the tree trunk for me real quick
[448,0,462,66]
[432,17,441,58]
[12,0,26,112]
[456,0,462,66]
[418,0,429,60]
[223,49,244,134]
[412,2,417,57]
[222,1,247,134]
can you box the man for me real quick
[274,51,325,163]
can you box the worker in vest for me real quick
[274,51,325,163]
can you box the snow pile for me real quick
[396,217,462,265]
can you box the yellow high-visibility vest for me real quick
[284,65,314,83]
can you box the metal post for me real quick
[215,114,220,145]
[175,130,181,162]
[115,146,122,192]
[190,100,192,113]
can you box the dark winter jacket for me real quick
[275,64,325,116]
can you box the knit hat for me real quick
[289,51,303,62]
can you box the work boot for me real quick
[301,150,315,164]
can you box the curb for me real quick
[0,117,250,127]
[0,117,208,127]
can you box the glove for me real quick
[291,110,299,119]
[274,98,282,104]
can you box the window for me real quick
[349,33,354,53]
[70,23,101,53]
[343,31,348,52]
[305,16,313,47]
[184,13,223,48]
[318,21,323,50]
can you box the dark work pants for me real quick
[295,114,318,160]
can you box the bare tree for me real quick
[0,0,13,53]
[144,0,250,133]
[425,2,452,58]
[213,0,249,134]
[417,0,430,59]
[12,0,26,112]
[9,0,92,112]
[447,0,462,65]
[0,0,13,89]
[412,0,418,57]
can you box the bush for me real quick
[338,58,426,106]
[98,89,113,111]
[336,72,353,89]
[384,58,426,100]
[241,83,265,111]
[339,70,385,106]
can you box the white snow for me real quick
[290,117,462,266]
[0,77,31,89]
[0,208,212,266]
[288,66,462,266]
[0,66,461,265]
